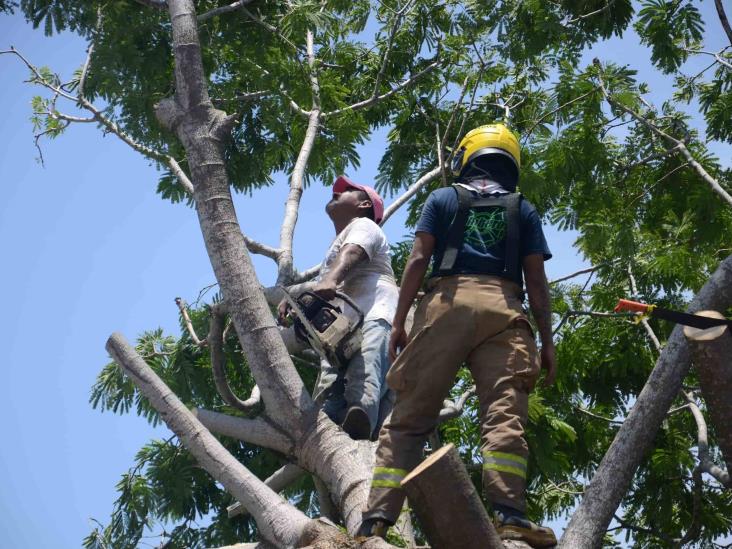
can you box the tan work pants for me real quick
[364,275,540,522]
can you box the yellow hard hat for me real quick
[451,123,521,178]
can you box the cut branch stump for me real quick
[401,443,504,549]
[684,310,732,478]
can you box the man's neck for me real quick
[332,214,359,234]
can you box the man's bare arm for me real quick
[312,243,367,300]
[523,253,557,386]
[390,232,435,361]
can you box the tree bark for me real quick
[559,254,732,549]
[684,311,732,479]
[401,444,504,549]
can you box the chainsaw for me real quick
[279,288,364,370]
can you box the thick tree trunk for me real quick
[684,312,732,478]
[155,0,317,437]
[560,254,732,548]
[401,444,504,549]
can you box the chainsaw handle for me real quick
[614,299,650,314]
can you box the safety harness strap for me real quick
[438,185,474,273]
[437,185,522,286]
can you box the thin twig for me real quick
[683,47,732,70]
[568,0,617,23]
[628,265,663,353]
[1,48,198,196]
[573,404,624,425]
[323,59,440,118]
[439,73,471,154]
[613,514,674,545]
[247,59,310,118]
[133,0,167,9]
[370,0,418,99]
[550,265,602,285]
[175,297,205,347]
[198,0,256,21]
[523,88,597,140]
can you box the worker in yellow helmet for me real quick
[358,124,558,548]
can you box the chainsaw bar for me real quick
[615,299,732,330]
[651,308,732,330]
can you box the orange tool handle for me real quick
[614,299,650,313]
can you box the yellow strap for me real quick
[633,304,656,324]
[482,450,528,467]
[373,467,408,477]
[371,479,404,489]
[483,462,527,479]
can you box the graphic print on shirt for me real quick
[464,207,506,251]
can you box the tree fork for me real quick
[684,311,732,480]
[560,254,732,548]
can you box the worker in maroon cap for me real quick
[278,176,399,440]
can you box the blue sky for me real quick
[0,4,728,548]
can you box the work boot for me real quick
[341,406,371,440]
[355,518,391,540]
[494,510,557,548]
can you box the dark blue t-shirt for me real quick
[415,186,552,278]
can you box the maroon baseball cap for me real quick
[333,175,385,224]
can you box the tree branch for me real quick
[106,333,309,546]
[549,265,602,285]
[323,59,440,118]
[133,0,167,9]
[595,65,732,208]
[192,407,294,455]
[198,0,256,22]
[683,392,730,488]
[247,59,310,118]
[715,0,732,46]
[175,297,205,346]
[370,0,418,100]
[160,0,317,435]
[381,166,441,224]
[568,0,617,23]
[278,30,322,283]
[228,463,306,517]
[437,385,476,422]
[1,47,197,197]
[523,88,598,140]
[209,305,262,413]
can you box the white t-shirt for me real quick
[317,217,398,324]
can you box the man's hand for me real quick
[277,298,291,326]
[389,324,408,363]
[312,279,338,302]
[540,343,557,387]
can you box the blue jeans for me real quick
[314,318,393,436]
